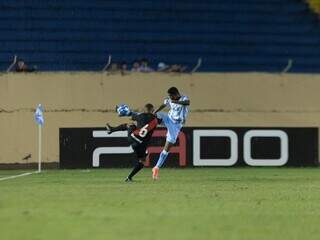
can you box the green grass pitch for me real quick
[1,168,320,240]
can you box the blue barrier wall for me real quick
[0,0,319,72]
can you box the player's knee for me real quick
[164,141,174,151]
[138,159,146,165]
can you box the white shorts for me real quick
[157,112,182,144]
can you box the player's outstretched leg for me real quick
[152,141,173,180]
[106,123,127,134]
[125,160,144,182]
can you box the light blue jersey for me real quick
[164,95,189,124]
[157,95,189,144]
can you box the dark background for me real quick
[60,127,318,168]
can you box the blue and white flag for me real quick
[34,104,44,126]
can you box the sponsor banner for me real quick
[59,127,318,168]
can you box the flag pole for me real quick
[38,124,42,173]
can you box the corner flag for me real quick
[34,104,44,172]
[35,104,44,126]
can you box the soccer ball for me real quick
[116,104,131,116]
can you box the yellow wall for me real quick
[307,0,320,14]
[0,72,319,164]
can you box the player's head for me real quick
[144,103,154,113]
[167,87,180,100]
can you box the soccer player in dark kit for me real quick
[106,103,159,182]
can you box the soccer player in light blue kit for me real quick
[152,87,190,180]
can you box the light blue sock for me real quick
[156,150,169,168]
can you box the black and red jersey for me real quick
[129,112,158,144]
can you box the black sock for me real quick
[111,124,127,132]
[127,162,144,180]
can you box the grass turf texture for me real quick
[0,168,320,240]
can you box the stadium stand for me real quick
[0,0,319,72]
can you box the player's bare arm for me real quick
[154,103,167,114]
[171,99,190,106]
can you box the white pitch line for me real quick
[0,171,38,182]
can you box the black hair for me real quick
[167,87,179,95]
[145,103,154,111]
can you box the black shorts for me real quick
[132,142,148,158]
[128,134,148,158]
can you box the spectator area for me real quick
[0,0,319,72]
